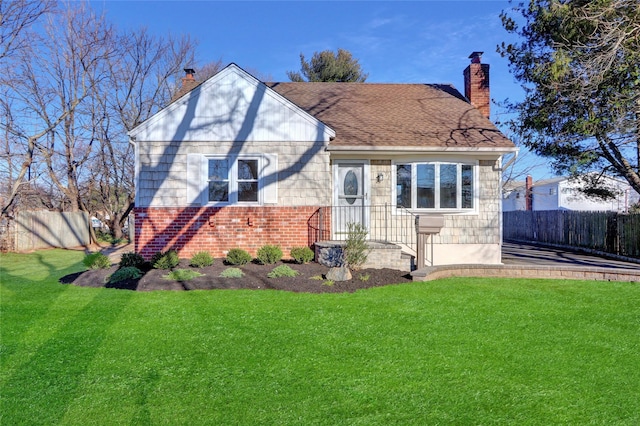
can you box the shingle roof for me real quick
[267,82,514,150]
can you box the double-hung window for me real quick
[396,162,476,211]
[186,153,277,206]
[207,157,260,204]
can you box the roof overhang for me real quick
[326,145,519,155]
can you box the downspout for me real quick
[129,135,138,247]
[129,136,138,208]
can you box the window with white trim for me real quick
[189,154,277,206]
[208,156,260,203]
[395,162,476,211]
[207,158,260,203]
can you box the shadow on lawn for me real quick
[2,288,134,424]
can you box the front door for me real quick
[333,161,369,239]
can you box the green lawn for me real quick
[1,249,639,425]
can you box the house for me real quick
[503,174,639,213]
[129,52,517,267]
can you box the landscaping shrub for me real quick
[151,250,179,270]
[220,267,244,278]
[119,252,146,269]
[82,252,111,270]
[256,245,283,265]
[343,222,369,270]
[96,230,125,245]
[190,251,214,268]
[107,267,142,284]
[164,269,203,281]
[267,265,299,278]
[290,246,314,264]
[225,248,252,265]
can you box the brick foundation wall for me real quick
[134,206,322,259]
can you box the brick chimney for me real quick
[171,68,198,102]
[463,51,490,119]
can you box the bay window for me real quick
[396,162,476,211]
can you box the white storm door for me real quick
[333,161,369,239]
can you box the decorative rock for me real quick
[316,245,344,268]
[326,266,352,282]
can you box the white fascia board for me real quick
[326,145,519,155]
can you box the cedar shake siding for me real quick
[129,61,516,264]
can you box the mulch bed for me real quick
[60,259,413,293]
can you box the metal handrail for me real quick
[311,204,417,255]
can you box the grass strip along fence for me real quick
[1,249,639,424]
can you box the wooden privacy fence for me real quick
[2,211,90,251]
[503,210,640,258]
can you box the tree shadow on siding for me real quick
[136,71,336,258]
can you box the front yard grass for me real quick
[1,249,639,425]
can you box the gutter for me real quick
[326,145,519,155]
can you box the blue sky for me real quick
[92,0,551,180]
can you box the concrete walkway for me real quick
[99,243,133,263]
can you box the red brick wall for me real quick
[134,206,323,259]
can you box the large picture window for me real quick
[396,162,475,211]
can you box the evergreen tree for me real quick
[287,48,368,82]
[499,0,640,197]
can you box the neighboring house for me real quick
[129,52,517,266]
[503,174,639,212]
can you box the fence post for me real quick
[606,213,618,255]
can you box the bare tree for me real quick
[89,28,196,239]
[0,0,58,217]
[0,0,55,60]
[2,0,206,245]
[0,2,117,221]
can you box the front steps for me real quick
[314,241,413,272]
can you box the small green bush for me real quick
[151,250,179,270]
[190,251,214,268]
[107,267,142,283]
[290,246,314,264]
[220,267,244,278]
[343,222,370,270]
[225,248,252,265]
[256,245,283,265]
[164,269,203,281]
[83,252,111,270]
[96,230,125,245]
[267,265,299,278]
[119,252,146,269]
